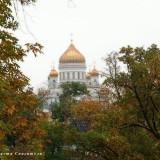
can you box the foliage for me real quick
[102,44,160,159]
[41,120,66,160]
[118,44,160,140]
[62,99,130,160]
[0,0,45,159]
[51,82,88,122]
[59,81,88,102]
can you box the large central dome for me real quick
[59,43,85,63]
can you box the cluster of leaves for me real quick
[0,0,45,159]
[102,44,160,159]
[51,82,88,122]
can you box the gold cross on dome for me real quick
[70,33,73,43]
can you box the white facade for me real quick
[59,63,86,84]
[48,76,58,89]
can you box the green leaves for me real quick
[51,82,88,122]
[25,42,43,56]
[0,0,18,30]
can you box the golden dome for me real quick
[48,69,58,77]
[86,73,91,79]
[91,67,99,76]
[59,43,85,63]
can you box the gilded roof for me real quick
[86,72,91,79]
[59,43,85,63]
[91,67,99,76]
[48,69,58,77]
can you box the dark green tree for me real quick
[51,82,88,122]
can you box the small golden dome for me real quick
[86,73,91,79]
[59,43,85,63]
[91,67,99,76]
[48,69,58,77]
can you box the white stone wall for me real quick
[59,63,86,84]
[48,76,58,90]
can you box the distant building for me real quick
[47,42,100,105]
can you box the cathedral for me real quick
[47,41,100,105]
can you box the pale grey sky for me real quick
[16,0,160,89]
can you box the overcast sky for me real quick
[16,0,160,90]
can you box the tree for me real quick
[51,82,88,122]
[102,44,160,159]
[41,120,65,160]
[64,99,131,160]
[117,44,160,140]
[0,0,45,159]
[102,51,123,102]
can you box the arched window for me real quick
[53,80,56,86]
[67,72,70,79]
